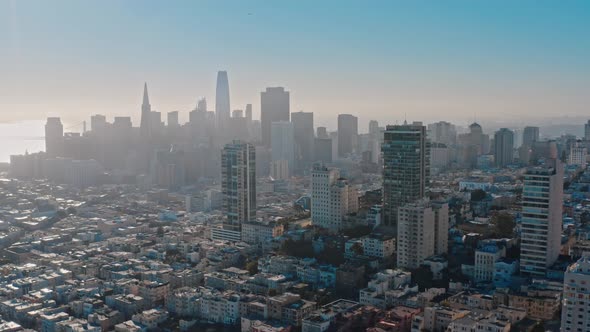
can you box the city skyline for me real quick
[2,1,590,129]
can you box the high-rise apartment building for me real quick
[220,141,256,234]
[494,128,514,168]
[291,111,314,171]
[382,122,429,230]
[45,117,64,157]
[261,87,290,147]
[561,255,590,332]
[397,200,444,269]
[271,121,295,175]
[311,164,358,232]
[520,159,563,277]
[337,114,358,157]
[215,71,231,130]
[522,126,540,148]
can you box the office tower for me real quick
[150,111,162,134]
[261,87,290,147]
[229,110,249,142]
[215,71,231,130]
[561,255,590,332]
[271,121,295,174]
[428,121,457,145]
[520,159,563,277]
[585,120,590,141]
[140,83,151,138]
[337,114,358,157]
[197,97,207,112]
[45,117,64,157]
[167,111,179,127]
[369,120,379,138]
[493,128,514,167]
[522,126,539,148]
[221,141,256,233]
[291,111,314,170]
[314,138,333,164]
[382,122,429,230]
[317,127,328,139]
[311,164,358,232]
[396,200,435,269]
[90,115,107,133]
[245,104,253,123]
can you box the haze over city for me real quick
[2,1,590,129]
[2,2,590,332]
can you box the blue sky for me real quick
[1,0,589,130]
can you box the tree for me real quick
[531,321,545,332]
[350,242,364,256]
[470,189,487,202]
[492,212,515,238]
[66,206,77,215]
[245,260,258,275]
[157,226,164,236]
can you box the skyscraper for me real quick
[381,122,429,230]
[140,83,151,138]
[494,128,514,167]
[261,87,290,147]
[291,111,314,171]
[428,121,457,145]
[311,164,358,232]
[167,111,179,127]
[271,121,295,174]
[337,114,358,157]
[522,126,540,148]
[220,141,256,234]
[585,120,590,141]
[561,255,590,332]
[245,104,253,123]
[520,159,563,277]
[45,117,64,157]
[215,71,231,130]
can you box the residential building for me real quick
[311,165,358,232]
[520,159,564,277]
[382,122,429,230]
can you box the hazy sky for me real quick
[1,0,589,131]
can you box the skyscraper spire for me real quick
[140,82,152,138]
[143,82,150,106]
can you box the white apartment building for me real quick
[520,159,563,277]
[397,200,448,269]
[561,254,590,332]
[311,165,358,232]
